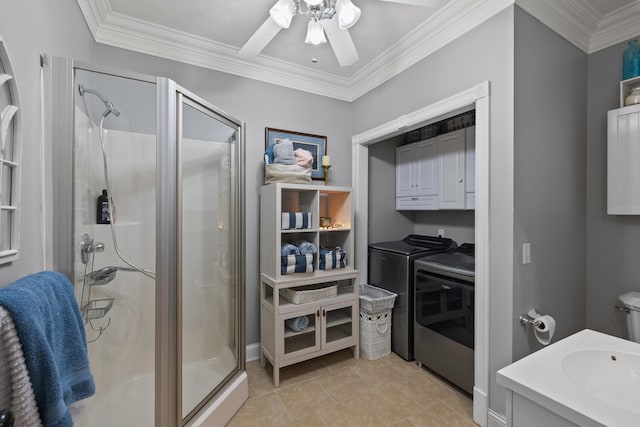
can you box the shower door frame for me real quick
[44,58,246,427]
[157,78,246,425]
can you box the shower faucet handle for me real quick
[80,233,105,264]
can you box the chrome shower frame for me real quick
[42,56,246,427]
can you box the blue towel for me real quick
[296,240,317,255]
[0,271,95,427]
[281,243,300,257]
[265,141,275,164]
[285,316,309,332]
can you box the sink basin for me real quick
[561,349,640,414]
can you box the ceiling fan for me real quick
[238,0,445,67]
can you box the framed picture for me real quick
[266,128,327,180]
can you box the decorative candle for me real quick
[322,155,330,166]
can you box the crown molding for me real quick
[79,0,515,101]
[94,12,354,101]
[78,0,640,101]
[590,1,640,53]
[515,0,640,54]
[75,0,111,40]
[349,0,513,100]
[515,0,599,53]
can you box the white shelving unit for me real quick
[259,183,359,387]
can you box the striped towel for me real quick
[319,248,347,270]
[281,212,312,230]
[0,306,43,427]
[281,254,315,274]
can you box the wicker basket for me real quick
[359,284,397,314]
[280,282,337,304]
[360,310,392,360]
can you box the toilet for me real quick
[618,291,640,343]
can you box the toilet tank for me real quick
[619,292,640,343]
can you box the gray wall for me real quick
[367,136,414,243]
[0,0,95,283]
[353,7,515,415]
[586,37,640,338]
[367,135,474,246]
[512,8,587,360]
[94,45,353,345]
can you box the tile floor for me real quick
[228,350,477,426]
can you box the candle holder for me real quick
[323,165,331,186]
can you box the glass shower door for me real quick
[179,94,240,420]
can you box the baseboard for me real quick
[488,408,506,427]
[246,342,260,362]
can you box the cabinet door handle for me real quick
[458,178,463,183]
[316,309,320,317]
[322,309,326,317]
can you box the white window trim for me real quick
[0,35,22,265]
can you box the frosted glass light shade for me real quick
[305,20,327,45]
[270,0,296,28]
[336,0,361,29]
[304,0,324,5]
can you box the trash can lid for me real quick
[619,291,640,309]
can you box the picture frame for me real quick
[266,128,327,180]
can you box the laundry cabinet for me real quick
[395,137,438,209]
[259,183,359,386]
[396,127,475,210]
[608,103,640,214]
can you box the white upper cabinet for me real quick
[608,104,640,214]
[395,128,475,211]
[438,129,466,210]
[395,137,438,210]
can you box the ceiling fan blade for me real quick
[321,18,359,67]
[378,0,445,7]
[237,17,282,58]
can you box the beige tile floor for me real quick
[228,350,477,427]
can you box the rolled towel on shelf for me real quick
[296,240,317,255]
[285,316,310,332]
[273,139,296,165]
[294,148,314,168]
[281,243,300,257]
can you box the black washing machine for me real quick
[368,235,456,360]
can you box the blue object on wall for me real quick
[623,39,640,80]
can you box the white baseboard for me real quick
[246,342,260,362]
[488,409,506,427]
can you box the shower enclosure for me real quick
[43,57,246,426]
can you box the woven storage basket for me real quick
[359,310,392,360]
[359,284,397,314]
[280,282,337,304]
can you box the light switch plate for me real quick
[522,243,531,264]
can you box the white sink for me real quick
[561,349,640,414]
[497,329,640,427]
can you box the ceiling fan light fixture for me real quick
[270,0,297,28]
[305,19,327,45]
[335,0,361,29]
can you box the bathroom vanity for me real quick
[497,329,640,427]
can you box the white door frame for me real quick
[352,81,490,427]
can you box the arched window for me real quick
[0,36,21,265]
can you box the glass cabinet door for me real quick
[322,300,356,350]
[282,309,320,358]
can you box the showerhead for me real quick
[79,84,121,117]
